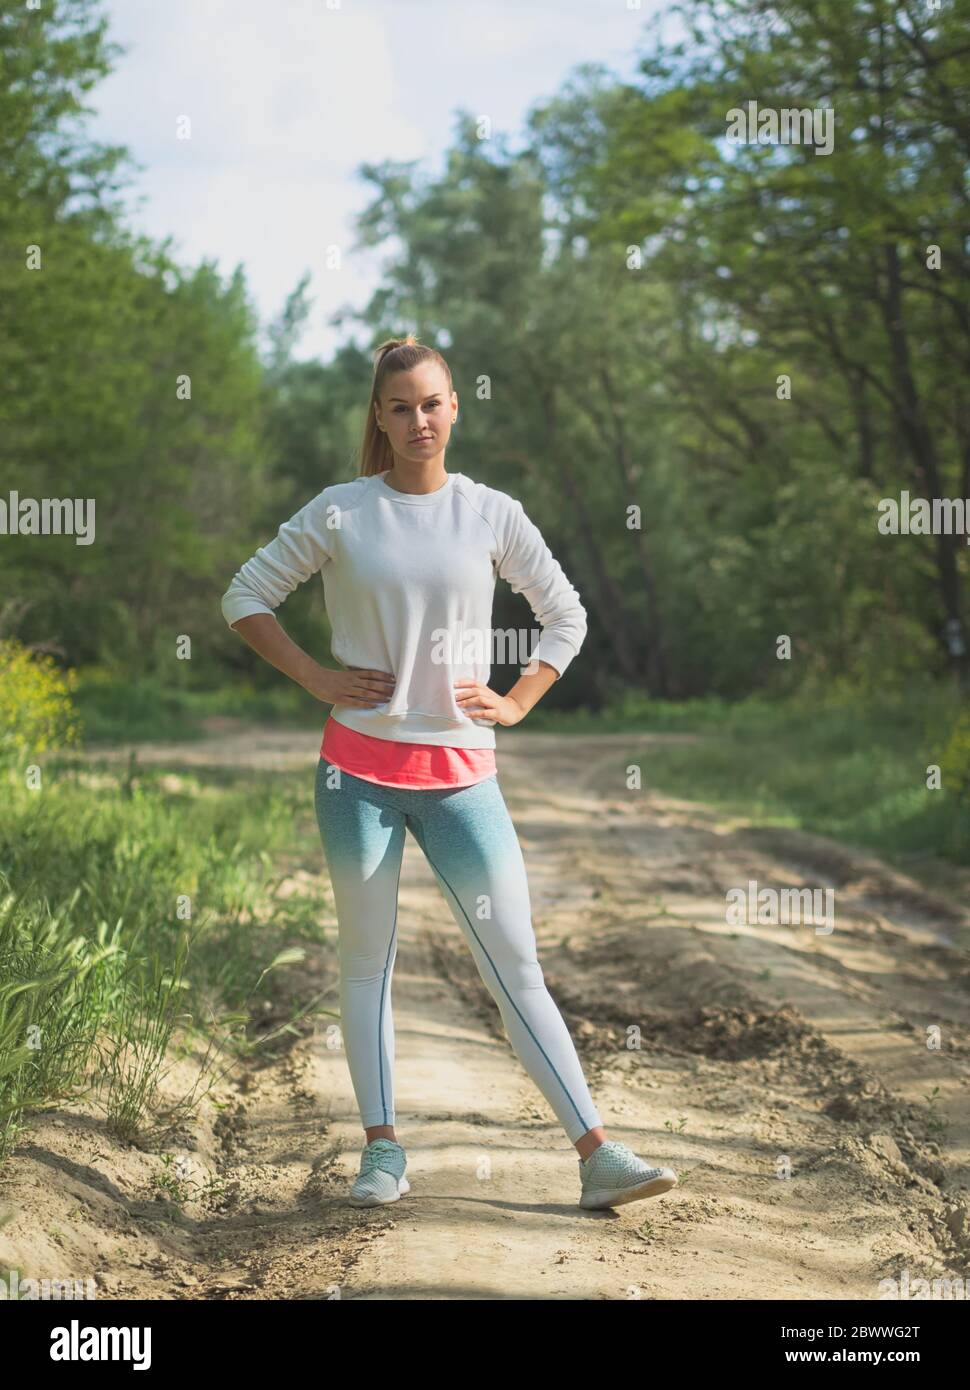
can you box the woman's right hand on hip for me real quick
[310,665,397,707]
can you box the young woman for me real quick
[221,336,678,1211]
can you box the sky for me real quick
[87,0,671,362]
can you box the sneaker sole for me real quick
[580,1171,677,1210]
[348,1175,410,1208]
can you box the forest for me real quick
[3,0,968,711]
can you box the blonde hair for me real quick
[357,334,454,477]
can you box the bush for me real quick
[941,705,970,806]
[0,640,82,769]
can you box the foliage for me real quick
[2,0,967,704]
[941,706,970,808]
[0,639,82,768]
[0,759,336,1163]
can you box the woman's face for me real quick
[374,364,458,464]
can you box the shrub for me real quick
[0,640,82,769]
[941,705,970,806]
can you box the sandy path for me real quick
[3,727,969,1300]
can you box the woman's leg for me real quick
[314,760,407,1138]
[403,775,604,1147]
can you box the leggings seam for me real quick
[413,827,593,1135]
[375,836,405,1126]
[319,769,599,1142]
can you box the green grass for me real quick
[0,756,337,1162]
[73,668,325,744]
[528,680,970,867]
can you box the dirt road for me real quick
[4,729,969,1300]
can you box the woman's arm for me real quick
[230,613,396,709]
[221,485,396,709]
[453,657,560,725]
[494,498,588,680]
[505,658,560,715]
[455,496,586,726]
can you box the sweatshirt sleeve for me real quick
[496,498,587,679]
[221,489,336,629]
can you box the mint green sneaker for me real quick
[349,1139,410,1207]
[578,1140,677,1210]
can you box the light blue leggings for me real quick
[314,759,603,1145]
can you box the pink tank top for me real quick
[320,715,497,789]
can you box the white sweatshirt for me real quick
[220,470,587,747]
